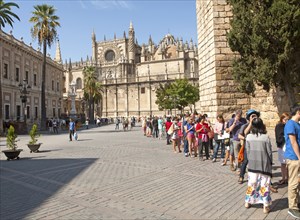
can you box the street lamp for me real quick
[18,79,31,124]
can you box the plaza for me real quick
[0,124,292,219]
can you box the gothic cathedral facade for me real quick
[63,22,199,117]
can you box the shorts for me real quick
[278,147,286,164]
[187,133,195,139]
[230,140,240,157]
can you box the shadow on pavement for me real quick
[271,197,288,212]
[0,158,97,220]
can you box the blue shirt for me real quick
[227,117,247,141]
[69,121,75,131]
[284,120,300,160]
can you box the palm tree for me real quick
[0,0,20,135]
[29,4,60,130]
[83,66,102,122]
[0,0,20,30]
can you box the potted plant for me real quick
[27,124,42,153]
[2,125,22,161]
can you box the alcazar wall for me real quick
[196,0,294,127]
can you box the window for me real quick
[17,105,21,120]
[52,80,54,90]
[26,106,30,119]
[141,87,145,94]
[105,50,115,62]
[57,82,59,91]
[34,74,37,86]
[16,67,19,81]
[53,108,56,117]
[25,71,29,81]
[35,107,38,119]
[5,105,9,119]
[58,108,61,118]
[76,78,82,89]
[3,63,8,79]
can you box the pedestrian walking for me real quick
[69,118,76,141]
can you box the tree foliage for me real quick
[155,78,199,113]
[227,0,300,106]
[83,66,102,121]
[0,0,20,30]
[30,4,60,129]
[0,0,19,135]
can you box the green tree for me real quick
[0,0,19,30]
[0,0,20,135]
[155,79,199,114]
[29,4,60,129]
[227,0,300,107]
[83,66,102,122]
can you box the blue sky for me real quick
[3,0,197,62]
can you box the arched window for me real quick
[76,78,82,89]
[105,50,115,62]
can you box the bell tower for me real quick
[128,21,135,64]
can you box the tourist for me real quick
[196,116,210,160]
[244,118,272,214]
[158,116,164,139]
[204,114,214,158]
[182,112,190,157]
[212,114,226,163]
[53,119,58,134]
[152,116,159,138]
[275,112,290,185]
[171,117,181,153]
[184,117,197,157]
[238,109,260,184]
[69,118,76,141]
[226,109,247,172]
[115,117,120,130]
[48,118,53,133]
[284,104,300,219]
[165,117,172,144]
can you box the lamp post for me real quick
[18,79,31,124]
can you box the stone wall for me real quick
[196,0,297,126]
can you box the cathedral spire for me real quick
[129,21,134,30]
[123,31,126,39]
[148,35,153,45]
[55,39,62,64]
[114,33,116,40]
[92,29,96,42]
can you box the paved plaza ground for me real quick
[0,124,293,219]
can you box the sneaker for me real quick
[212,158,216,162]
[230,164,236,171]
[238,177,244,184]
[288,209,300,219]
[184,153,188,157]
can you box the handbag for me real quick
[238,144,244,163]
[167,124,174,135]
[73,132,78,141]
[207,129,214,139]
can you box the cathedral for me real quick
[63,22,199,117]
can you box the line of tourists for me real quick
[140,104,300,217]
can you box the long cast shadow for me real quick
[0,158,97,220]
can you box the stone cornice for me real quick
[0,30,64,71]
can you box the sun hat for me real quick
[246,109,260,120]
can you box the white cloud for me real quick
[90,1,131,10]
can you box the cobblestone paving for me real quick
[0,124,293,219]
